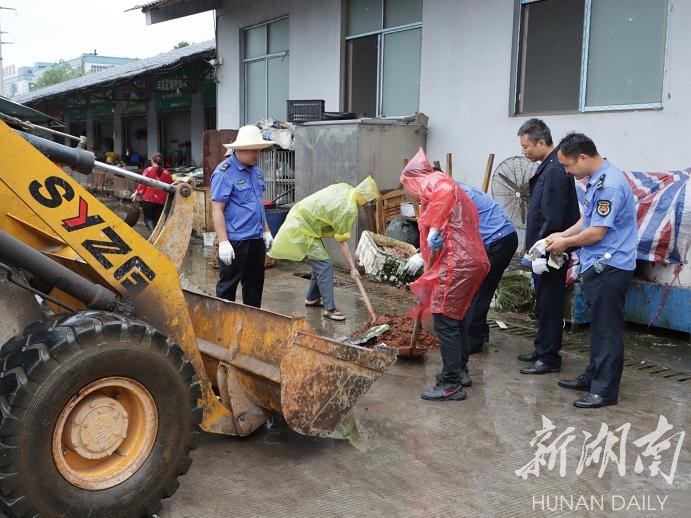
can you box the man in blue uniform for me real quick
[517,119,580,375]
[457,184,518,356]
[546,133,636,408]
[211,125,275,308]
[404,181,518,386]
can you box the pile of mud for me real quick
[350,314,438,351]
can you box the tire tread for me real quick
[0,311,202,518]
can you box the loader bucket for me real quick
[182,288,397,437]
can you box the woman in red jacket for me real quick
[130,152,173,233]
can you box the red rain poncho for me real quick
[401,148,490,321]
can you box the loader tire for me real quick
[0,310,203,518]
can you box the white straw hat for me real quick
[223,125,275,155]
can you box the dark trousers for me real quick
[216,238,266,308]
[433,313,468,385]
[532,262,568,367]
[142,201,164,233]
[582,266,633,400]
[465,232,519,350]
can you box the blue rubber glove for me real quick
[427,228,443,251]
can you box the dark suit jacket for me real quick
[525,147,580,252]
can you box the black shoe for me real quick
[421,382,467,401]
[520,360,561,375]
[517,351,538,362]
[435,370,472,387]
[574,393,617,409]
[558,374,590,392]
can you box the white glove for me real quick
[262,231,273,251]
[404,253,424,275]
[531,257,549,275]
[218,240,235,266]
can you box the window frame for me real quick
[242,16,289,124]
[345,1,422,117]
[512,0,670,115]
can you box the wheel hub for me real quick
[63,394,128,459]
[53,377,158,490]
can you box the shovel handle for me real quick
[410,249,439,349]
[340,241,377,322]
[426,249,438,269]
[410,319,421,353]
[354,276,377,322]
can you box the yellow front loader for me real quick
[0,109,396,517]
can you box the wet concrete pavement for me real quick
[155,239,691,517]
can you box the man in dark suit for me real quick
[516,119,580,375]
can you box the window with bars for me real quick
[243,17,289,124]
[514,0,669,114]
[345,0,422,118]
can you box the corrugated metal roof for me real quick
[128,0,220,24]
[125,1,169,12]
[15,40,215,104]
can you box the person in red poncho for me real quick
[401,148,490,402]
[131,152,174,233]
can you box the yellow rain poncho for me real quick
[269,177,380,262]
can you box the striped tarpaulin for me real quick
[575,168,690,264]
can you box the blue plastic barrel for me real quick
[265,208,289,237]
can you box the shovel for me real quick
[348,324,390,346]
[340,241,377,322]
[410,249,438,351]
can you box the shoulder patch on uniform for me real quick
[596,200,611,216]
[596,173,607,190]
[237,178,246,185]
[220,162,230,171]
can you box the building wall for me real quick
[213,0,689,185]
[2,63,52,97]
[419,0,691,186]
[216,0,342,129]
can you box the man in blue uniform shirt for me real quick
[517,119,580,375]
[459,184,518,357]
[211,125,275,308]
[546,133,636,409]
[404,180,518,386]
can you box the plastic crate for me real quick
[287,99,324,123]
